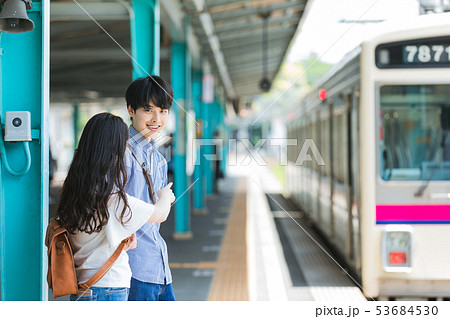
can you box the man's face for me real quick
[128,103,169,141]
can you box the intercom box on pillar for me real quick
[4,111,31,142]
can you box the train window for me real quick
[379,84,450,181]
[333,113,345,184]
[321,117,330,177]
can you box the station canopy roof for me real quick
[50,0,308,108]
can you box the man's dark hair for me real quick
[125,75,174,112]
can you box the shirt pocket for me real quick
[133,164,144,173]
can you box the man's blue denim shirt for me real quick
[125,125,172,285]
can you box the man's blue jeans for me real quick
[128,278,176,301]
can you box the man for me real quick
[124,75,175,301]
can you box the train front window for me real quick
[379,85,450,181]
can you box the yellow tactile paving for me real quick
[208,177,249,301]
[169,262,218,269]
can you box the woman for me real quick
[57,113,174,301]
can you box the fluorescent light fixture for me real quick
[199,12,214,36]
[209,35,220,53]
[192,0,205,12]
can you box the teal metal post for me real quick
[212,99,220,193]
[223,119,229,177]
[219,101,227,176]
[192,70,205,214]
[217,101,228,178]
[73,103,79,149]
[207,95,221,194]
[130,0,160,78]
[0,1,50,300]
[171,42,191,238]
[203,94,214,196]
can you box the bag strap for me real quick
[78,238,129,290]
[127,143,157,204]
[48,218,130,291]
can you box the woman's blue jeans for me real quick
[70,287,129,301]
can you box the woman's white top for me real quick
[69,193,154,288]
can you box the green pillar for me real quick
[131,0,160,78]
[203,93,214,196]
[171,42,192,239]
[192,70,206,214]
[73,103,79,149]
[0,1,50,300]
[207,95,222,194]
[218,101,227,177]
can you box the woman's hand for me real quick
[124,233,137,251]
[157,182,175,204]
[150,183,175,223]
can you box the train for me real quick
[285,13,450,299]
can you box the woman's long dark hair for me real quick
[57,113,131,234]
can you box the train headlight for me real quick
[381,225,413,272]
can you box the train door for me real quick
[287,122,294,199]
[352,90,362,273]
[288,122,294,205]
[317,105,331,237]
[346,93,356,266]
[305,117,313,214]
[329,103,335,240]
[315,110,322,225]
[295,118,301,208]
[331,100,348,252]
[301,117,307,211]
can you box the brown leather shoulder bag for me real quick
[45,218,128,298]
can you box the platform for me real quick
[162,155,366,301]
[48,154,366,301]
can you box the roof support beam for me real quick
[50,47,170,63]
[160,0,184,41]
[214,14,300,34]
[225,48,284,65]
[211,2,306,22]
[160,0,201,68]
[191,0,235,99]
[218,24,296,42]
[50,2,131,21]
[204,0,249,9]
[224,44,284,59]
[228,58,281,75]
[213,31,292,50]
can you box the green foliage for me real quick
[298,53,333,87]
[269,164,286,187]
[252,54,332,117]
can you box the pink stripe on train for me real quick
[376,204,450,223]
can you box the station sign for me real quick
[376,36,450,68]
[202,74,214,103]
